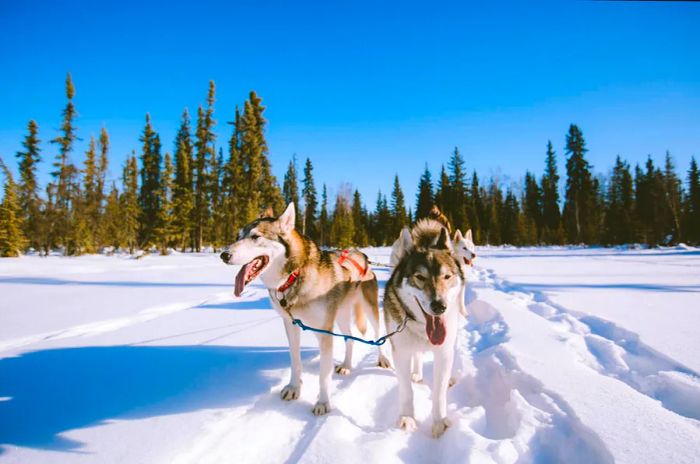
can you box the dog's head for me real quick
[220,202,296,296]
[453,229,477,266]
[395,223,462,345]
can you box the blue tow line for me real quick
[290,315,408,346]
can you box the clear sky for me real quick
[1,0,698,208]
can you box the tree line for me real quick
[1,74,699,257]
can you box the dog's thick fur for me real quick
[221,203,390,415]
[384,219,464,438]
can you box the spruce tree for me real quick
[523,171,543,241]
[121,153,140,254]
[138,114,162,248]
[0,158,27,256]
[500,189,521,245]
[222,106,242,245]
[663,152,682,243]
[172,109,194,250]
[415,164,434,220]
[330,189,355,248]
[240,98,262,223]
[319,184,330,246]
[541,140,563,243]
[448,147,467,231]
[302,158,318,240]
[15,120,42,250]
[96,128,110,244]
[563,125,598,243]
[283,154,301,230]
[49,72,79,249]
[685,157,700,244]
[249,91,284,215]
[155,152,175,254]
[469,171,483,243]
[82,136,99,249]
[193,82,216,250]
[635,157,668,245]
[208,147,224,246]
[603,156,635,244]
[483,179,503,245]
[390,174,408,238]
[351,189,368,246]
[435,165,451,223]
[102,182,122,250]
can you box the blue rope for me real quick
[290,316,407,346]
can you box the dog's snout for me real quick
[430,300,446,315]
[220,251,231,263]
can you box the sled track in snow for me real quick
[481,268,700,423]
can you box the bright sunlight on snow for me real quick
[1,247,699,464]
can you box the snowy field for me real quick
[1,247,699,464]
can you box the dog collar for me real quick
[278,269,301,293]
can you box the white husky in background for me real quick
[452,229,476,316]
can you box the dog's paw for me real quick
[312,401,331,416]
[377,354,392,369]
[335,365,351,375]
[397,415,417,432]
[280,384,301,401]
[431,418,450,438]
[411,373,423,383]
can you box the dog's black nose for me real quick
[220,251,231,263]
[430,300,446,315]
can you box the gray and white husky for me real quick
[383,219,465,438]
[221,203,391,415]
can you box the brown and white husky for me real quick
[220,203,391,415]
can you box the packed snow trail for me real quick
[1,248,699,463]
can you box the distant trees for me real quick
[15,120,43,249]
[0,158,27,256]
[2,73,699,257]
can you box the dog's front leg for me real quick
[431,347,454,438]
[312,333,333,415]
[280,317,302,401]
[394,345,417,431]
[458,278,467,317]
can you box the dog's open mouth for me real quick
[234,255,269,297]
[417,301,446,346]
[463,257,473,266]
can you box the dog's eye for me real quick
[250,234,260,240]
[444,274,452,280]
[414,274,426,282]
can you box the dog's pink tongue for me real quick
[234,263,250,297]
[425,314,446,345]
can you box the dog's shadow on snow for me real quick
[0,345,316,454]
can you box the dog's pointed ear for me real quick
[466,229,472,242]
[278,202,295,233]
[398,227,413,257]
[435,227,452,250]
[453,230,463,242]
[259,206,274,219]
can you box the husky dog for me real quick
[452,229,477,316]
[384,219,464,438]
[220,203,391,415]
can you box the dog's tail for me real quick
[354,302,367,335]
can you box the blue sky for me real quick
[1,0,699,208]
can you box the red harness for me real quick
[338,249,368,277]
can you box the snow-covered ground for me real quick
[0,248,698,463]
